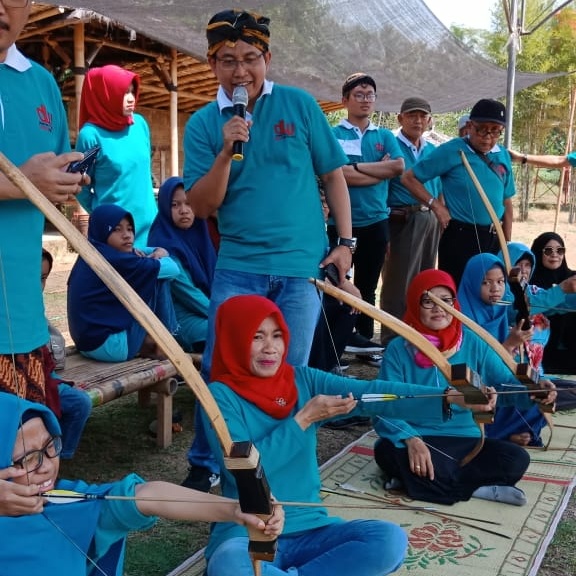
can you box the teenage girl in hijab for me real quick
[75,65,158,246]
[67,204,178,362]
[458,252,556,446]
[148,176,216,353]
[0,391,283,575]
[200,294,493,576]
[530,232,576,373]
[375,269,534,507]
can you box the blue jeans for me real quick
[207,520,408,576]
[58,383,92,459]
[187,269,321,473]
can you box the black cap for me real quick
[469,99,506,126]
[400,97,431,114]
[342,73,376,96]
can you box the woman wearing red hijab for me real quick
[200,294,493,576]
[374,269,531,507]
[75,65,158,246]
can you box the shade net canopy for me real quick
[43,0,558,113]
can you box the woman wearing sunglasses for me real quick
[530,232,576,374]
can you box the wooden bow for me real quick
[310,278,492,466]
[0,152,275,575]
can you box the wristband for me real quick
[427,197,435,207]
[351,162,360,172]
[522,154,528,165]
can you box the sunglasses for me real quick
[542,247,566,257]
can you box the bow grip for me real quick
[450,364,494,424]
[224,441,277,562]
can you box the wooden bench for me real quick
[59,350,202,448]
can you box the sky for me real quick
[422,0,496,30]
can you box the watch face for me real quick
[338,237,357,252]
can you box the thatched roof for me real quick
[20,1,558,115]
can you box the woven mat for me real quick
[168,412,576,576]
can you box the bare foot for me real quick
[509,432,531,446]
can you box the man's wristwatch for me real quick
[337,237,357,254]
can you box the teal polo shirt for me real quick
[389,133,442,206]
[0,48,70,353]
[332,120,403,226]
[184,82,348,278]
[412,137,515,225]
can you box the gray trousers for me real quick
[379,210,441,345]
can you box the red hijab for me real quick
[404,269,463,362]
[79,65,140,131]
[211,295,297,418]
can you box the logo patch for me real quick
[37,104,53,133]
[274,120,295,140]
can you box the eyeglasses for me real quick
[543,246,566,256]
[351,92,377,103]
[420,296,455,309]
[471,123,504,138]
[12,436,62,473]
[214,53,264,71]
[2,0,29,6]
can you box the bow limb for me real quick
[425,291,554,448]
[459,150,512,272]
[310,278,491,465]
[0,152,275,573]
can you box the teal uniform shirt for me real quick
[567,151,576,166]
[76,114,158,247]
[332,120,403,226]
[0,48,70,353]
[412,137,515,225]
[183,82,348,278]
[202,365,461,560]
[388,135,441,206]
[375,327,532,447]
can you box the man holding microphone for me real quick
[182,8,353,490]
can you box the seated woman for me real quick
[42,248,92,459]
[67,204,178,362]
[0,391,283,574]
[148,176,216,353]
[200,294,494,576]
[530,232,576,374]
[374,269,540,508]
[458,252,557,446]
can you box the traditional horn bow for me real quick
[310,278,492,465]
[0,152,275,575]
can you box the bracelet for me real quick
[427,197,435,207]
[522,154,528,165]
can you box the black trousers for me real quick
[438,220,500,286]
[328,219,389,339]
[374,436,529,505]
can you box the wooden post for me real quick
[73,22,85,138]
[170,48,179,175]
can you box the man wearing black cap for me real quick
[331,73,404,357]
[379,97,442,345]
[401,98,515,285]
[181,9,353,491]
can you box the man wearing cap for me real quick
[379,97,442,346]
[182,9,353,491]
[402,98,515,285]
[331,73,404,348]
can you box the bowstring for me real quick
[0,246,113,576]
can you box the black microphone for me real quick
[232,86,249,161]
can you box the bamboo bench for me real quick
[59,349,202,448]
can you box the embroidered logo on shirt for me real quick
[274,120,295,140]
[275,397,287,406]
[37,104,53,132]
[375,143,385,152]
